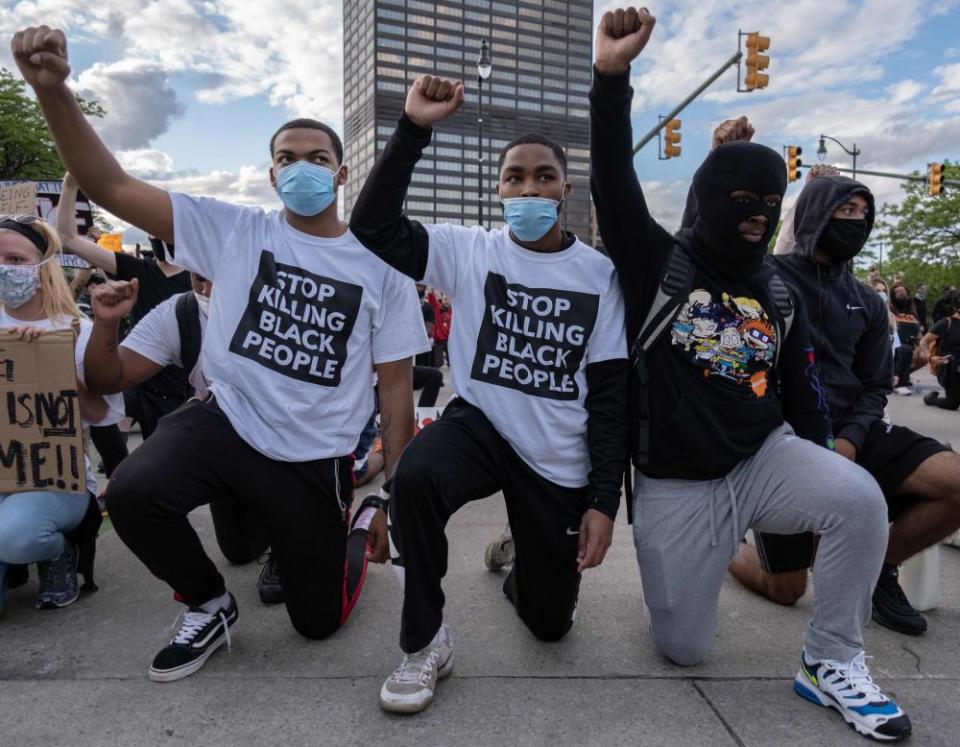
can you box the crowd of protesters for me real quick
[3,8,960,742]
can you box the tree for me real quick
[0,67,104,180]
[870,161,960,290]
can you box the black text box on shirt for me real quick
[470,272,599,401]
[229,251,363,387]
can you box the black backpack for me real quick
[624,235,795,521]
[174,292,202,378]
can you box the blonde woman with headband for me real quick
[0,215,123,616]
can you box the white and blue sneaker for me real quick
[794,650,911,742]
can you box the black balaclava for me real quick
[690,141,787,277]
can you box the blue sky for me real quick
[2,0,958,236]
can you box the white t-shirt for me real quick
[423,224,627,487]
[121,293,210,399]
[0,309,125,492]
[171,194,429,461]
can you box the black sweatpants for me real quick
[929,371,960,410]
[105,398,363,639]
[89,424,128,478]
[391,398,587,653]
[412,365,443,407]
[894,344,915,386]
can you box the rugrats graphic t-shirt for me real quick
[171,194,430,462]
[423,224,627,487]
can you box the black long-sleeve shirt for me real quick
[350,114,629,517]
[590,68,833,479]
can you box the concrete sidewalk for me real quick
[1,372,958,745]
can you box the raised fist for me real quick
[91,279,139,323]
[10,26,71,90]
[404,75,465,128]
[806,164,841,182]
[711,116,755,150]
[595,7,656,75]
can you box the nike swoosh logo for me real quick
[565,528,580,536]
[846,305,865,311]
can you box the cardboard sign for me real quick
[0,182,37,216]
[97,233,123,252]
[0,180,94,235]
[0,331,86,495]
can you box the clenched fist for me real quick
[91,279,139,322]
[712,116,755,150]
[10,26,71,90]
[404,75,465,129]
[595,7,656,75]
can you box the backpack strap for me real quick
[175,292,202,376]
[767,272,794,369]
[625,235,696,521]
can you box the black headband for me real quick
[0,220,48,254]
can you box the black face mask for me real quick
[892,295,912,312]
[818,218,869,263]
[689,142,786,277]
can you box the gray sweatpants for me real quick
[633,424,888,665]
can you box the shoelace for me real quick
[169,609,233,651]
[836,653,884,699]
[393,649,440,687]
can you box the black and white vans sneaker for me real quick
[149,593,239,683]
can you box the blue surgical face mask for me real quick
[501,197,560,242]
[275,161,339,217]
[0,258,51,309]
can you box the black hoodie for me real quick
[590,69,832,480]
[772,176,892,452]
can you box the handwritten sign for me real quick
[0,180,94,235]
[97,233,123,252]
[0,331,86,494]
[0,182,37,216]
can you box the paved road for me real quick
[1,371,958,745]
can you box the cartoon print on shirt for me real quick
[670,289,777,396]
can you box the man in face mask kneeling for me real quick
[590,8,911,742]
[728,167,960,642]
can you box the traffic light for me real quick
[786,146,802,182]
[664,119,681,159]
[928,162,944,196]
[744,32,770,91]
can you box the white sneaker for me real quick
[794,650,911,741]
[380,624,454,714]
[483,531,515,571]
[893,386,912,396]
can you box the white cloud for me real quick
[147,163,280,209]
[886,79,925,104]
[117,148,175,179]
[74,59,185,150]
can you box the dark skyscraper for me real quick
[343,0,594,240]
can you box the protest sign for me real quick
[0,330,86,495]
[97,233,124,252]
[0,180,94,234]
[0,182,37,215]
[57,253,92,269]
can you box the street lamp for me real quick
[817,134,861,179]
[477,39,492,227]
